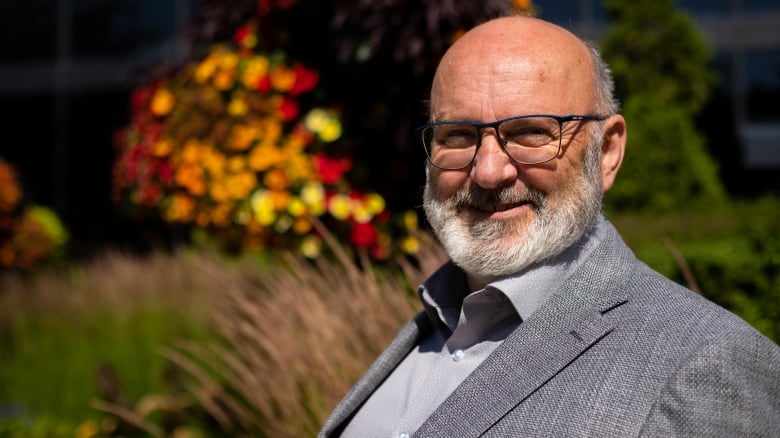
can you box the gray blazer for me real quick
[319,222,780,437]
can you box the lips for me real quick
[483,201,528,212]
[453,185,543,214]
[464,200,532,214]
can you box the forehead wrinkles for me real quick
[431,18,596,116]
[431,52,581,119]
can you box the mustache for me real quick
[452,185,546,211]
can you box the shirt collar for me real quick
[419,214,608,328]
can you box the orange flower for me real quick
[229,124,260,151]
[263,168,289,191]
[152,139,173,157]
[268,190,291,211]
[166,193,195,222]
[0,161,21,212]
[175,163,206,196]
[227,171,257,199]
[270,65,296,92]
[150,88,175,116]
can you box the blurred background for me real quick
[0,0,778,436]
[1,0,778,258]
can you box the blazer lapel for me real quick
[415,222,634,437]
[319,311,433,436]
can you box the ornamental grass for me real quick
[151,223,447,436]
[1,223,447,436]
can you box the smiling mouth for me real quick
[465,200,532,214]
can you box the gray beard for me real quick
[422,139,604,285]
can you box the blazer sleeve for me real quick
[639,327,780,437]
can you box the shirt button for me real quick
[451,349,465,362]
[398,433,410,438]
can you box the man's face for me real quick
[422,21,605,286]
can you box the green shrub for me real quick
[613,196,780,342]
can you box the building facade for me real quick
[533,0,780,179]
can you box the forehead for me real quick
[430,18,595,118]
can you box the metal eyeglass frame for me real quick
[415,113,608,170]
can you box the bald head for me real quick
[430,16,616,120]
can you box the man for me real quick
[319,15,780,437]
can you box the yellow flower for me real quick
[227,96,249,116]
[287,196,306,217]
[328,194,351,220]
[195,58,217,84]
[318,118,342,142]
[242,56,270,88]
[218,51,239,69]
[304,108,342,142]
[300,183,326,215]
[304,108,329,132]
[402,210,419,230]
[300,235,322,258]
[301,182,324,204]
[352,203,373,224]
[251,190,276,225]
[150,88,175,116]
[366,193,386,214]
[401,235,420,254]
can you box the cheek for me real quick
[518,164,562,194]
[429,169,469,199]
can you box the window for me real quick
[745,50,780,122]
[677,0,731,16]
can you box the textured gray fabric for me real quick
[340,218,607,437]
[318,220,780,437]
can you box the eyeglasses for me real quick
[416,114,607,170]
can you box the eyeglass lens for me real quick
[422,116,562,169]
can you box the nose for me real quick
[470,134,519,189]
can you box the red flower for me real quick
[350,222,377,247]
[233,24,257,49]
[130,87,153,110]
[157,160,173,185]
[257,75,272,93]
[278,98,299,121]
[289,64,319,96]
[369,242,390,260]
[315,154,351,184]
[257,0,273,15]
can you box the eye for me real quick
[501,118,558,147]
[435,125,477,149]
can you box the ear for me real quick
[600,114,626,192]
